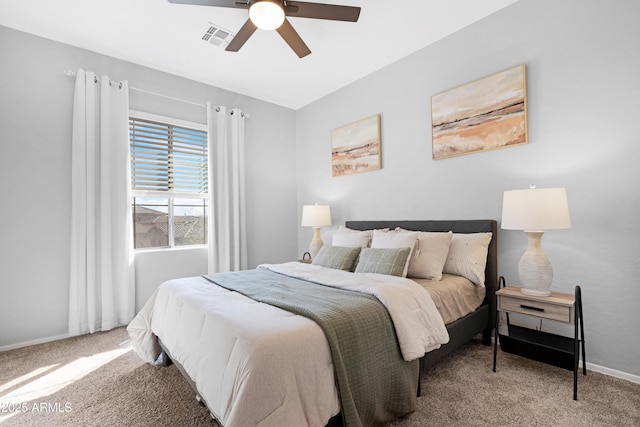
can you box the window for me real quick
[129,112,208,249]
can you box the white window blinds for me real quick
[129,116,208,194]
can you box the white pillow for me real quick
[396,229,453,280]
[370,229,418,277]
[332,231,370,248]
[337,225,365,234]
[443,232,492,287]
[332,226,390,247]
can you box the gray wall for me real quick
[2,0,639,380]
[0,26,298,348]
[296,0,640,378]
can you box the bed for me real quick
[127,219,497,427]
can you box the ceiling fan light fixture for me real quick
[249,0,285,31]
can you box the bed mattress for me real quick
[412,274,485,325]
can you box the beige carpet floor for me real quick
[1,327,638,426]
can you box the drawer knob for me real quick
[520,304,545,312]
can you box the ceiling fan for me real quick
[168,0,361,58]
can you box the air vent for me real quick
[201,23,235,49]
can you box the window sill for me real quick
[134,245,207,254]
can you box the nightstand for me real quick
[493,277,586,400]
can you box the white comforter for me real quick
[127,262,449,427]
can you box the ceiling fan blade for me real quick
[226,18,257,51]
[284,1,360,22]
[276,19,312,58]
[167,0,246,8]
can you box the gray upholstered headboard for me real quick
[344,220,498,324]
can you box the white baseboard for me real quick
[0,333,70,352]
[586,361,640,384]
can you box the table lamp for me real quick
[301,204,332,259]
[501,186,571,296]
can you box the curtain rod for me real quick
[64,69,206,109]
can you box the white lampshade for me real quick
[301,204,331,259]
[501,187,571,296]
[249,0,285,30]
[301,204,332,228]
[502,187,571,231]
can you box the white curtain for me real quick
[207,104,248,273]
[69,69,135,336]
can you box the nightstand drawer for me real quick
[499,295,572,323]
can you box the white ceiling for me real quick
[0,0,518,109]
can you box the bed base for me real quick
[158,339,207,407]
[421,305,490,370]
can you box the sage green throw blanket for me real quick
[204,268,419,427]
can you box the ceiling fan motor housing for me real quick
[249,0,286,31]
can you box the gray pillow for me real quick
[354,247,411,277]
[312,246,362,271]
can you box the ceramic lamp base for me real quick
[518,230,553,297]
[308,227,324,259]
